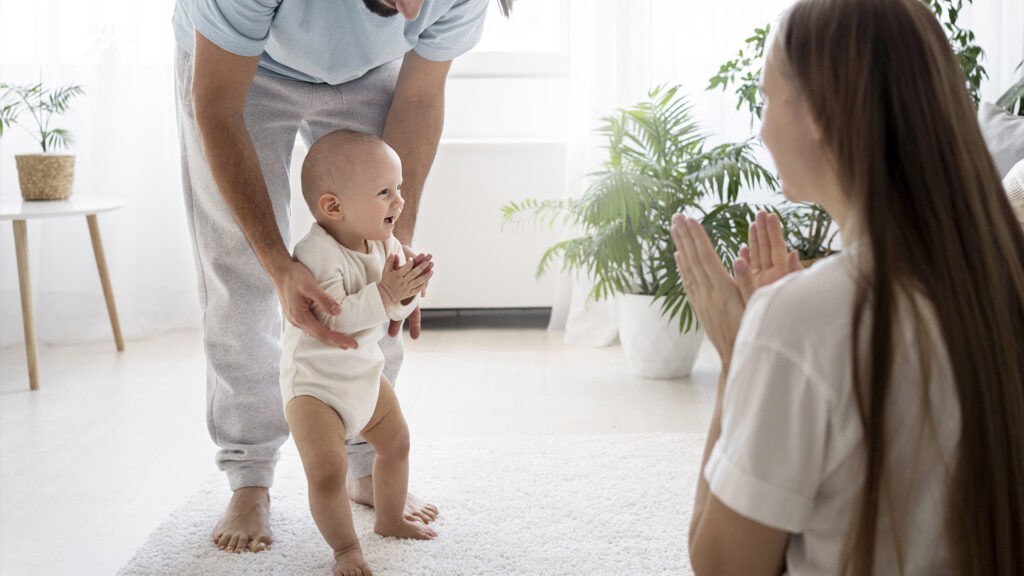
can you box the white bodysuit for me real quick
[280,223,418,438]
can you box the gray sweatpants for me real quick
[174,47,404,490]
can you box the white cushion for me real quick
[979,102,1024,179]
[1005,158,1024,228]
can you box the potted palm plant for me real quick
[503,85,777,378]
[0,82,85,200]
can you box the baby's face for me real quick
[326,144,404,243]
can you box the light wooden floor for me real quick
[0,320,721,576]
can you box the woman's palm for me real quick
[736,212,802,302]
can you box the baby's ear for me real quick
[318,193,343,220]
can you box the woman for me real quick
[675,0,1024,574]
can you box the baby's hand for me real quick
[378,253,433,308]
[405,251,434,301]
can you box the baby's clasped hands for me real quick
[378,253,433,307]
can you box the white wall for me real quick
[0,0,1021,345]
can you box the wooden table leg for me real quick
[87,214,124,352]
[12,220,39,390]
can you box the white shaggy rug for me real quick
[118,434,703,576]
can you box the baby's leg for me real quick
[359,379,437,540]
[286,396,372,576]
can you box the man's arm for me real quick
[382,50,450,246]
[192,32,288,278]
[191,31,356,348]
[381,50,450,338]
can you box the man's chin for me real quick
[361,0,399,18]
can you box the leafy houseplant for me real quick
[1,82,85,200]
[502,86,776,377]
[708,0,989,259]
[996,61,1024,116]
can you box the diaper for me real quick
[283,376,382,439]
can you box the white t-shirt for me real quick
[704,247,961,575]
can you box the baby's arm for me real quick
[315,277,391,335]
[387,290,419,322]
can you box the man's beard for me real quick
[361,0,399,17]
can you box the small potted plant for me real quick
[503,85,776,378]
[0,82,85,200]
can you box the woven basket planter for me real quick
[15,154,75,201]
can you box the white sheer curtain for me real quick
[0,0,195,347]
[552,0,1024,346]
[0,0,1020,347]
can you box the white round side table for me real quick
[0,196,126,390]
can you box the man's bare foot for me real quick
[346,475,439,524]
[374,518,438,540]
[212,486,273,553]
[334,545,373,576]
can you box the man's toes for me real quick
[237,535,250,553]
[227,534,241,553]
[250,536,271,552]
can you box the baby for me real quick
[280,130,436,576]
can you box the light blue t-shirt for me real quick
[172,0,488,85]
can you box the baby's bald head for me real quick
[300,130,401,218]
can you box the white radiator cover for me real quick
[290,139,567,309]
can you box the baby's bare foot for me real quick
[375,518,438,540]
[334,545,372,576]
[403,492,439,524]
[212,486,273,553]
[347,476,439,524]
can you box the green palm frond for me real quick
[41,85,86,115]
[502,84,779,333]
[42,128,74,152]
[0,82,84,152]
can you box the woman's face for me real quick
[759,45,831,205]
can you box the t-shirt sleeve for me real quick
[704,321,834,533]
[186,0,281,57]
[413,0,489,62]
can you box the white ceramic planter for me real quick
[619,293,704,379]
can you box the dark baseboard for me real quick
[418,307,552,329]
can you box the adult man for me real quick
[172,0,507,553]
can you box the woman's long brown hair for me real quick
[776,0,1024,574]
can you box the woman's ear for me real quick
[318,193,343,220]
[804,103,825,144]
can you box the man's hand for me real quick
[272,260,358,349]
[388,247,432,339]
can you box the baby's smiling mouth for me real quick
[384,215,396,224]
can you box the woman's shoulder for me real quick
[739,250,860,351]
